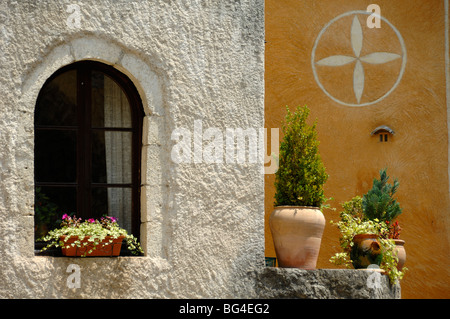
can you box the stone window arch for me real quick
[19,37,166,258]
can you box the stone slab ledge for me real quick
[254,267,401,299]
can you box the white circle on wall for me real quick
[311,10,407,107]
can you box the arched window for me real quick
[34,61,143,246]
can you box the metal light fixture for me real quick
[371,125,395,142]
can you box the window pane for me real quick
[35,130,77,183]
[92,131,132,184]
[91,187,132,234]
[91,71,132,128]
[35,69,77,126]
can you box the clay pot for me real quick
[269,206,325,269]
[35,223,49,239]
[393,239,406,270]
[350,234,383,269]
[60,235,125,257]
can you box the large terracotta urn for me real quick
[269,206,326,269]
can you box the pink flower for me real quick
[88,218,95,223]
[62,214,70,220]
[103,216,117,223]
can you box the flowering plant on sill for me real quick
[38,214,143,257]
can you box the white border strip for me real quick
[446,0,450,205]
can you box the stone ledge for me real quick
[254,268,401,299]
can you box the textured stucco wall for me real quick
[265,0,450,299]
[0,0,265,298]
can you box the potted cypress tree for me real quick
[269,105,329,269]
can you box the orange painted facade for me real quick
[265,0,450,299]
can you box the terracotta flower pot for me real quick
[393,239,406,270]
[60,235,125,257]
[269,206,325,269]
[350,234,383,269]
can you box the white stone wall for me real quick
[0,0,264,298]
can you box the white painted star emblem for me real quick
[311,11,407,107]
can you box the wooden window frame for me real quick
[35,61,144,240]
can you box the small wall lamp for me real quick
[371,125,395,142]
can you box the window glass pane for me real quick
[91,71,132,128]
[91,187,108,217]
[35,70,77,126]
[91,187,132,234]
[35,130,77,183]
[92,131,132,184]
[35,186,77,238]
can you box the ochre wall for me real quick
[265,0,450,299]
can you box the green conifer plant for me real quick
[274,105,328,208]
[362,168,403,222]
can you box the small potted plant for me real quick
[330,196,385,269]
[34,187,60,240]
[362,168,406,270]
[38,214,143,257]
[386,220,406,270]
[330,196,407,284]
[269,105,329,269]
